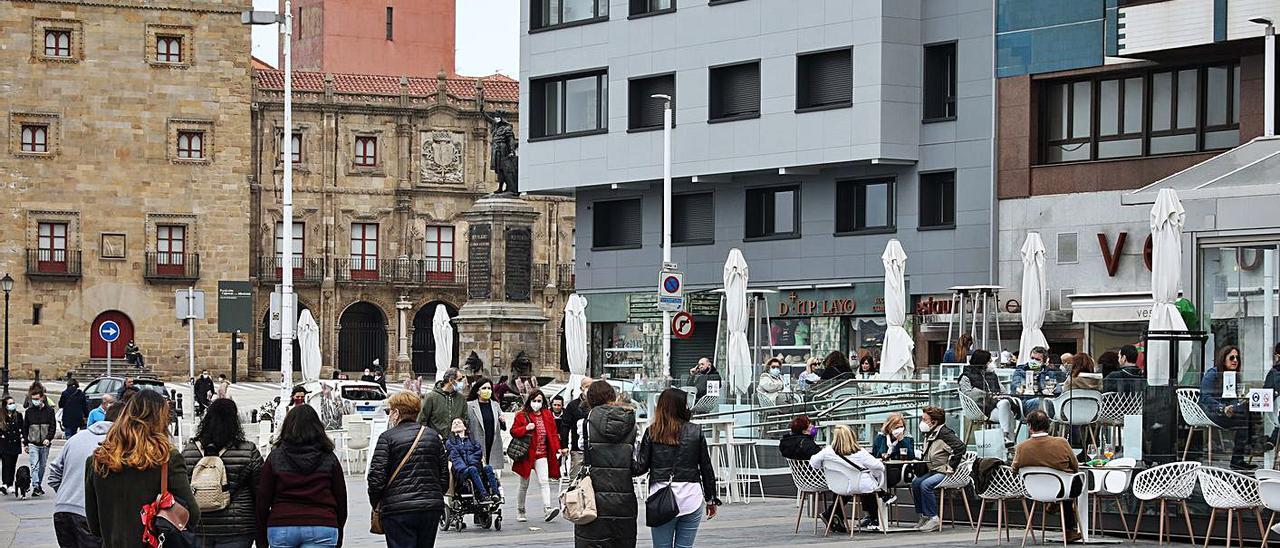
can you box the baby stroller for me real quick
[440,463,504,532]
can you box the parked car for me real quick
[314,379,388,418]
[84,375,169,409]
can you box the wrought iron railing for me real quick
[532,263,550,288]
[255,256,326,283]
[144,252,200,281]
[557,263,575,290]
[24,249,81,279]
[333,257,465,286]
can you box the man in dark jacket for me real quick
[24,392,57,496]
[690,358,721,399]
[193,371,214,417]
[573,385,638,548]
[58,380,90,439]
[562,377,592,477]
[1267,343,1280,447]
[418,368,467,435]
[1104,344,1147,394]
[368,394,448,543]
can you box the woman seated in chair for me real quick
[958,349,1020,446]
[444,418,502,504]
[1200,345,1262,470]
[808,425,886,533]
[912,405,966,532]
[1064,352,1101,391]
[779,415,821,460]
[872,412,914,484]
[757,357,787,406]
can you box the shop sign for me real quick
[1097,232,1154,276]
[913,294,1021,320]
[770,285,885,318]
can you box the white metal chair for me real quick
[1098,392,1143,446]
[1258,479,1280,544]
[1176,388,1223,461]
[938,451,977,532]
[789,459,831,534]
[817,465,887,538]
[1132,461,1200,545]
[344,421,372,474]
[1019,466,1086,548]
[1053,390,1102,446]
[974,464,1028,545]
[1196,466,1264,548]
[1088,457,1136,539]
[1254,469,1280,482]
[958,390,997,444]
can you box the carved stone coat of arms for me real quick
[421,130,464,183]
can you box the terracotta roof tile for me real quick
[254,69,519,102]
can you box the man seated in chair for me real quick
[1012,410,1082,543]
[445,418,502,504]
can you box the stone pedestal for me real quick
[454,195,548,377]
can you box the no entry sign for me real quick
[671,311,694,339]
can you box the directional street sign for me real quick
[657,271,684,312]
[671,311,695,339]
[98,321,121,343]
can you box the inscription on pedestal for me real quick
[505,227,532,302]
[468,224,492,299]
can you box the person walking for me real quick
[85,390,201,547]
[562,377,593,477]
[574,380,638,548]
[194,370,215,417]
[59,379,90,439]
[23,381,45,409]
[49,401,120,548]
[182,399,263,548]
[368,392,447,548]
[214,374,231,401]
[256,405,347,548]
[0,396,23,495]
[464,377,506,472]
[87,394,114,427]
[24,389,56,497]
[510,390,562,523]
[632,388,720,548]
[911,405,966,532]
[418,367,467,435]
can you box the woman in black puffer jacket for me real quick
[367,391,448,548]
[574,381,638,548]
[182,398,263,548]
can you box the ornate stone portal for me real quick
[454,195,547,377]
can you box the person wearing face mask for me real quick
[361,368,375,383]
[194,370,215,418]
[958,349,1020,446]
[779,415,821,460]
[444,418,501,503]
[419,367,468,436]
[465,377,507,475]
[0,397,25,495]
[911,406,965,532]
[24,391,57,497]
[367,391,445,546]
[509,390,562,523]
[861,413,914,531]
[285,385,310,416]
[551,395,570,471]
[756,357,786,406]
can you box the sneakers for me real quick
[917,516,941,532]
[914,516,930,529]
[879,492,898,506]
[544,507,560,522]
[516,510,527,522]
[0,485,7,495]
[857,516,875,529]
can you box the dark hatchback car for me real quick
[84,375,170,409]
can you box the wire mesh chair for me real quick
[974,465,1028,545]
[1176,388,1222,461]
[1132,462,1201,545]
[789,459,831,535]
[1196,466,1264,548]
[1098,392,1143,446]
[691,394,720,415]
[938,451,977,532]
[958,390,997,443]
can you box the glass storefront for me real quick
[1198,244,1280,383]
[601,322,645,377]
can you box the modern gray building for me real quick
[519,0,995,374]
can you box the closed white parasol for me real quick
[880,240,915,379]
[297,309,321,384]
[723,249,751,396]
[1147,188,1189,385]
[433,304,454,382]
[564,293,589,397]
[1017,233,1050,365]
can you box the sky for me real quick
[250,0,520,78]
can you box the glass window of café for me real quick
[599,322,645,378]
[760,286,887,375]
[1198,244,1280,383]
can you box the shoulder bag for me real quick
[141,460,195,548]
[560,417,597,524]
[505,412,533,463]
[370,426,425,535]
[644,432,680,527]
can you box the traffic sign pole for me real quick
[187,286,196,380]
[106,342,111,377]
[99,320,120,377]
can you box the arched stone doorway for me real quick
[90,310,134,359]
[411,301,459,377]
[260,304,311,372]
[339,302,387,372]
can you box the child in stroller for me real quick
[445,418,502,504]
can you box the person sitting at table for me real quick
[959,349,1019,446]
[1012,410,1082,544]
[942,333,973,364]
[797,358,822,391]
[757,357,786,406]
[863,413,913,530]
[1063,353,1101,391]
[819,351,854,381]
[1096,351,1120,379]
[857,355,879,379]
[1200,345,1261,470]
[912,406,966,532]
[809,425,885,534]
[1103,345,1146,394]
[779,415,821,460]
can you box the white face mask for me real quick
[986,362,997,372]
[531,401,543,411]
[769,367,781,376]
[892,427,905,438]
[919,421,933,433]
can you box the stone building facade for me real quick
[250,69,576,380]
[0,0,252,380]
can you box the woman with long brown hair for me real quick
[573,380,638,548]
[1065,352,1101,390]
[633,388,719,548]
[86,389,199,547]
[1200,345,1258,470]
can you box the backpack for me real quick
[190,448,230,512]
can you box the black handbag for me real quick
[505,413,532,462]
[644,435,680,527]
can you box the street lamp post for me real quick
[243,5,295,404]
[652,94,673,379]
[1252,18,1275,137]
[1,274,12,398]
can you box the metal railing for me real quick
[333,257,465,286]
[144,252,200,281]
[532,263,549,288]
[255,256,325,283]
[557,263,575,290]
[24,249,81,279]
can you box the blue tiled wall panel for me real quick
[997,0,1105,32]
[997,21,1105,77]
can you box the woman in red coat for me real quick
[510,389,561,523]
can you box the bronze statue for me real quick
[483,108,519,195]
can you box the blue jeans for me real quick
[650,510,702,548]
[266,526,338,548]
[911,471,946,518]
[28,444,49,489]
[458,465,500,498]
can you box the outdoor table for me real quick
[694,417,741,503]
[1074,462,1143,544]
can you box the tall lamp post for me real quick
[1,274,13,398]
[243,6,295,406]
[652,93,673,379]
[1251,17,1275,137]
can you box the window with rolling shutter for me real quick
[671,315,717,372]
[797,48,852,110]
[673,192,714,245]
[592,198,642,249]
[629,74,675,131]
[709,61,760,121]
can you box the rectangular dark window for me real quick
[835,178,894,233]
[673,192,714,245]
[156,225,187,275]
[1041,62,1240,164]
[745,186,799,239]
[355,135,378,166]
[350,223,379,279]
[923,42,957,121]
[37,222,67,272]
[531,70,607,138]
[630,0,672,16]
[20,125,48,153]
[919,171,956,229]
[532,0,608,30]
[628,74,674,131]
[592,199,642,249]
[796,48,852,111]
[279,132,302,164]
[709,61,760,121]
[44,30,71,57]
[32,304,41,326]
[386,7,393,40]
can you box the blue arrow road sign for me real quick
[98,321,121,343]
